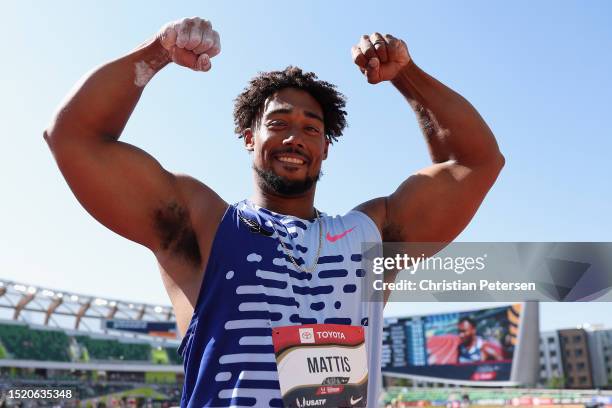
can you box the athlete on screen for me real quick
[45,17,504,407]
[457,317,504,363]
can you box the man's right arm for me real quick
[44,18,225,263]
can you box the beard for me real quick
[254,164,322,196]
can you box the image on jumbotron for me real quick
[425,305,517,366]
[381,303,533,384]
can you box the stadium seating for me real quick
[0,323,70,361]
[74,335,151,361]
[0,322,181,365]
[165,346,184,365]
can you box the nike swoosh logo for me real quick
[326,227,355,242]
[350,395,363,405]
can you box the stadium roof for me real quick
[0,279,176,335]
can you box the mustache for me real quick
[271,147,310,162]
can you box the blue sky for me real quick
[1,1,610,331]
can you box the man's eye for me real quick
[306,126,320,133]
[268,121,286,127]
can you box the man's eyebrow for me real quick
[265,108,324,124]
[304,110,324,124]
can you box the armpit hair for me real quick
[153,202,202,266]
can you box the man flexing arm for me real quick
[352,33,505,282]
[44,18,227,334]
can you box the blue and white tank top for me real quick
[458,337,484,363]
[179,199,383,407]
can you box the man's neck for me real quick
[250,189,317,220]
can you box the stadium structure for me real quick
[3,281,612,408]
[380,303,612,408]
[0,279,183,407]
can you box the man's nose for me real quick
[282,129,306,148]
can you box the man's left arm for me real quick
[353,33,505,247]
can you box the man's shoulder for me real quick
[175,174,228,224]
[351,197,387,238]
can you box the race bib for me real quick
[271,324,368,407]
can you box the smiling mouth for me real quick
[276,156,306,165]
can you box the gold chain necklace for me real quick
[271,209,323,274]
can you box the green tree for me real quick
[547,376,565,389]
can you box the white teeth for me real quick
[278,156,304,164]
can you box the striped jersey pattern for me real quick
[179,199,383,407]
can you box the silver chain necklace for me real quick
[270,209,323,274]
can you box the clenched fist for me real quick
[158,17,221,72]
[351,33,411,84]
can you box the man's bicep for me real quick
[51,136,191,251]
[386,161,501,243]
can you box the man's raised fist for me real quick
[158,17,221,72]
[351,33,411,84]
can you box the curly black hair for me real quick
[458,316,477,328]
[233,66,347,143]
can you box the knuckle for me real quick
[200,26,212,38]
[161,25,175,39]
[198,31,211,44]
[364,47,376,56]
[197,18,210,26]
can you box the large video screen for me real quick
[425,306,513,366]
[382,303,538,384]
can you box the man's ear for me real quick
[244,128,255,152]
[322,139,330,160]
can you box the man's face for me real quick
[458,321,476,345]
[244,88,329,196]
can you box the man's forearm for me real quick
[392,61,503,166]
[46,37,170,142]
